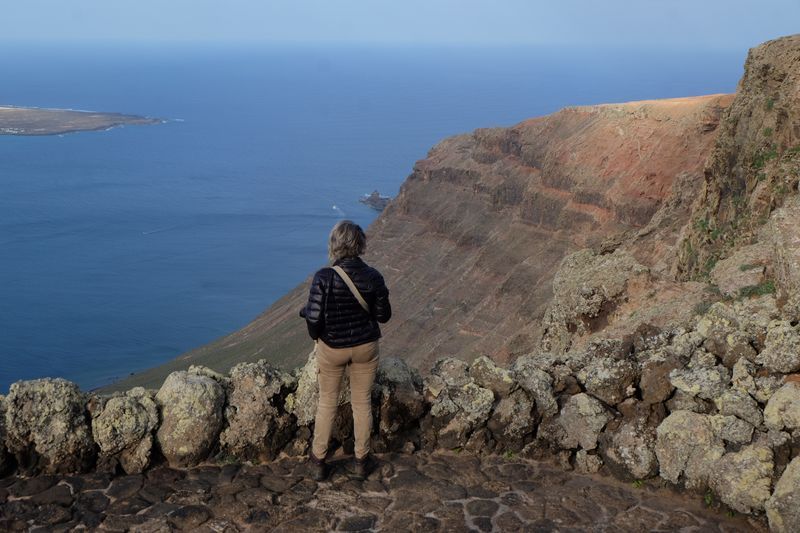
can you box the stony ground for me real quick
[0,451,764,532]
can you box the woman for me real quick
[299,220,392,481]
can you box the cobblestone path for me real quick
[0,451,764,532]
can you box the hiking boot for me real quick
[352,454,374,481]
[308,452,329,482]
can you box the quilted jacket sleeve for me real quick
[372,271,392,324]
[302,269,327,339]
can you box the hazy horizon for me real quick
[1,0,797,50]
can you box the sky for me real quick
[0,0,798,49]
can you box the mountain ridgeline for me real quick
[100,35,800,394]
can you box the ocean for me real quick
[0,42,744,392]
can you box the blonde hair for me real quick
[328,220,366,262]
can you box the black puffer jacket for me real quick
[300,256,391,347]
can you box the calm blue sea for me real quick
[0,43,743,392]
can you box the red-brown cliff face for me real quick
[99,93,732,393]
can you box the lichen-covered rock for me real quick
[430,358,471,388]
[757,320,800,373]
[550,364,582,395]
[766,456,800,533]
[732,357,784,403]
[695,302,756,366]
[764,382,800,432]
[91,387,159,474]
[464,427,494,454]
[511,355,558,417]
[732,357,758,394]
[576,357,638,406]
[219,360,296,463]
[601,418,658,480]
[753,428,792,452]
[755,375,786,404]
[487,389,535,448]
[690,349,718,368]
[188,364,230,388]
[668,329,705,360]
[0,395,9,475]
[373,357,426,450]
[655,410,725,488]
[574,449,603,474]
[666,390,714,414]
[731,295,781,352]
[669,364,730,400]
[540,248,649,352]
[715,389,763,427]
[709,415,754,444]
[4,378,96,474]
[155,371,225,467]
[558,393,612,451]
[468,356,516,398]
[710,446,774,514]
[639,354,680,404]
[423,381,495,449]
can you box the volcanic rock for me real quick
[468,356,516,398]
[715,389,763,427]
[0,395,8,475]
[511,355,558,418]
[764,382,800,432]
[655,410,725,488]
[757,320,800,373]
[766,455,800,532]
[557,393,612,451]
[576,357,638,406]
[91,387,159,474]
[372,357,426,451]
[218,360,297,463]
[601,417,659,480]
[4,378,95,475]
[155,371,225,467]
[710,445,774,514]
[422,380,494,450]
[486,389,535,449]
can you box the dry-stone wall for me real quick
[1,293,799,531]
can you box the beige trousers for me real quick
[311,339,380,460]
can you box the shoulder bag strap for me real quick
[332,265,370,313]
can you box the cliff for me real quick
[6,35,800,531]
[100,93,732,393]
[677,35,800,284]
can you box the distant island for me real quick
[359,190,391,210]
[0,106,161,136]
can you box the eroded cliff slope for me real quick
[100,92,732,392]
